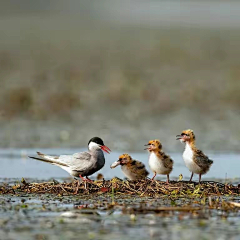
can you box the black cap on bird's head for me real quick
[88,137,111,154]
[88,137,104,146]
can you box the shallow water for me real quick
[0,149,239,240]
[0,192,239,240]
[0,149,239,182]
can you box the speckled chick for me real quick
[176,129,213,183]
[110,154,149,180]
[145,140,174,183]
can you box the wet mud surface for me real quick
[0,178,239,240]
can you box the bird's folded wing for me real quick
[195,150,213,167]
[134,161,149,176]
[58,152,92,171]
[128,160,143,173]
[161,153,174,169]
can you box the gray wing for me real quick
[58,152,92,171]
[35,151,93,172]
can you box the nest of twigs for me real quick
[0,178,239,197]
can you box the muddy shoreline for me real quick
[0,178,239,240]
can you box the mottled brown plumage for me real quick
[145,140,174,183]
[176,129,213,183]
[110,153,149,180]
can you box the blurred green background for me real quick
[1,0,240,152]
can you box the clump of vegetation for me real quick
[1,178,239,197]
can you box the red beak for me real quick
[101,145,111,154]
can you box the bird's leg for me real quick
[73,180,80,195]
[79,175,93,190]
[189,172,194,182]
[86,176,93,183]
[77,175,87,190]
[79,175,87,181]
[79,175,93,183]
[198,174,202,183]
[151,172,157,181]
[166,174,170,184]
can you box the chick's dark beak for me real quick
[176,135,182,140]
[144,143,149,150]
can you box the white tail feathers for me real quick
[29,153,68,167]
